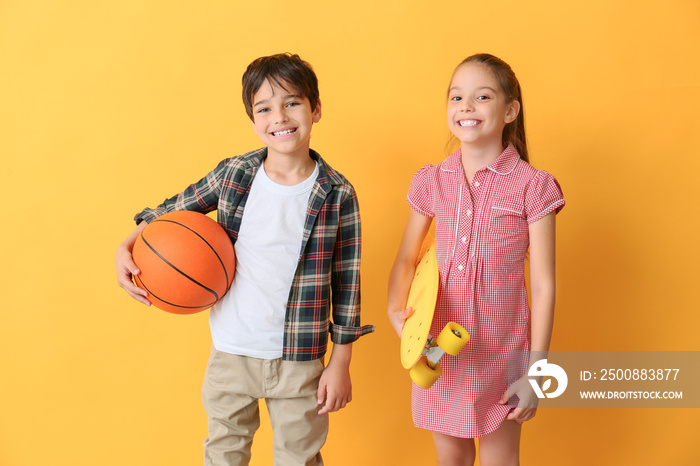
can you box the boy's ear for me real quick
[505,100,520,124]
[312,99,322,123]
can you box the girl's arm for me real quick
[528,211,557,356]
[387,209,433,336]
[503,211,557,421]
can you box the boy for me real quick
[115,53,374,465]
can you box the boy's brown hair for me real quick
[242,53,320,121]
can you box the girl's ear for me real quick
[505,100,520,124]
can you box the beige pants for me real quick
[202,347,328,466]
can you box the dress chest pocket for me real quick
[489,198,525,232]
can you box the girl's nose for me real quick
[460,99,474,112]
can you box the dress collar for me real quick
[441,143,520,176]
[487,144,520,175]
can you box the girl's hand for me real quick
[388,306,415,337]
[499,376,538,422]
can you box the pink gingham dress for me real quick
[407,144,564,438]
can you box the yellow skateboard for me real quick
[400,235,470,389]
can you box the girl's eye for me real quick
[257,108,269,113]
[477,95,490,101]
[450,96,462,101]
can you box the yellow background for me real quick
[1,1,699,464]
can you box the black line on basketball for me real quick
[140,232,221,302]
[135,275,216,310]
[152,218,231,285]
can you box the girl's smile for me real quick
[458,119,481,127]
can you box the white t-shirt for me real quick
[209,161,319,359]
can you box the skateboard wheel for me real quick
[410,356,443,389]
[436,322,469,356]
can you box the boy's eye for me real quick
[257,108,269,113]
[286,101,300,107]
[450,96,462,101]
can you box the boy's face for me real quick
[251,79,321,159]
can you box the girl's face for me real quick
[447,63,519,153]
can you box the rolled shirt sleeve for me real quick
[329,190,375,344]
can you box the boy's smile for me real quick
[251,79,321,159]
[271,128,297,137]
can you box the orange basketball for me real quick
[132,211,235,314]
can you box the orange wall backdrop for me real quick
[1,1,699,465]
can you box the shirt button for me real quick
[474,181,480,187]
[466,210,472,216]
[461,236,467,243]
[457,265,464,271]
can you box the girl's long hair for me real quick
[447,53,528,163]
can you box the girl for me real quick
[388,53,565,465]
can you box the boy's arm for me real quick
[134,158,229,224]
[116,158,229,304]
[329,191,373,342]
[317,343,352,414]
[317,191,369,414]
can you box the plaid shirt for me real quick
[135,148,374,361]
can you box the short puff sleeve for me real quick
[524,170,565,224]
[406,165,435,218]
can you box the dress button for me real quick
[461,236,467,243]
[466,210,472,216]
[474,181,480,187]
[457,265,464,271]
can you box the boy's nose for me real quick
[273,107,289,123]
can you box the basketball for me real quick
[131,211,235,314]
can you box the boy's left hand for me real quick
[316,358,352,415]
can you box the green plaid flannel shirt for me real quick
[135,148,374,361]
